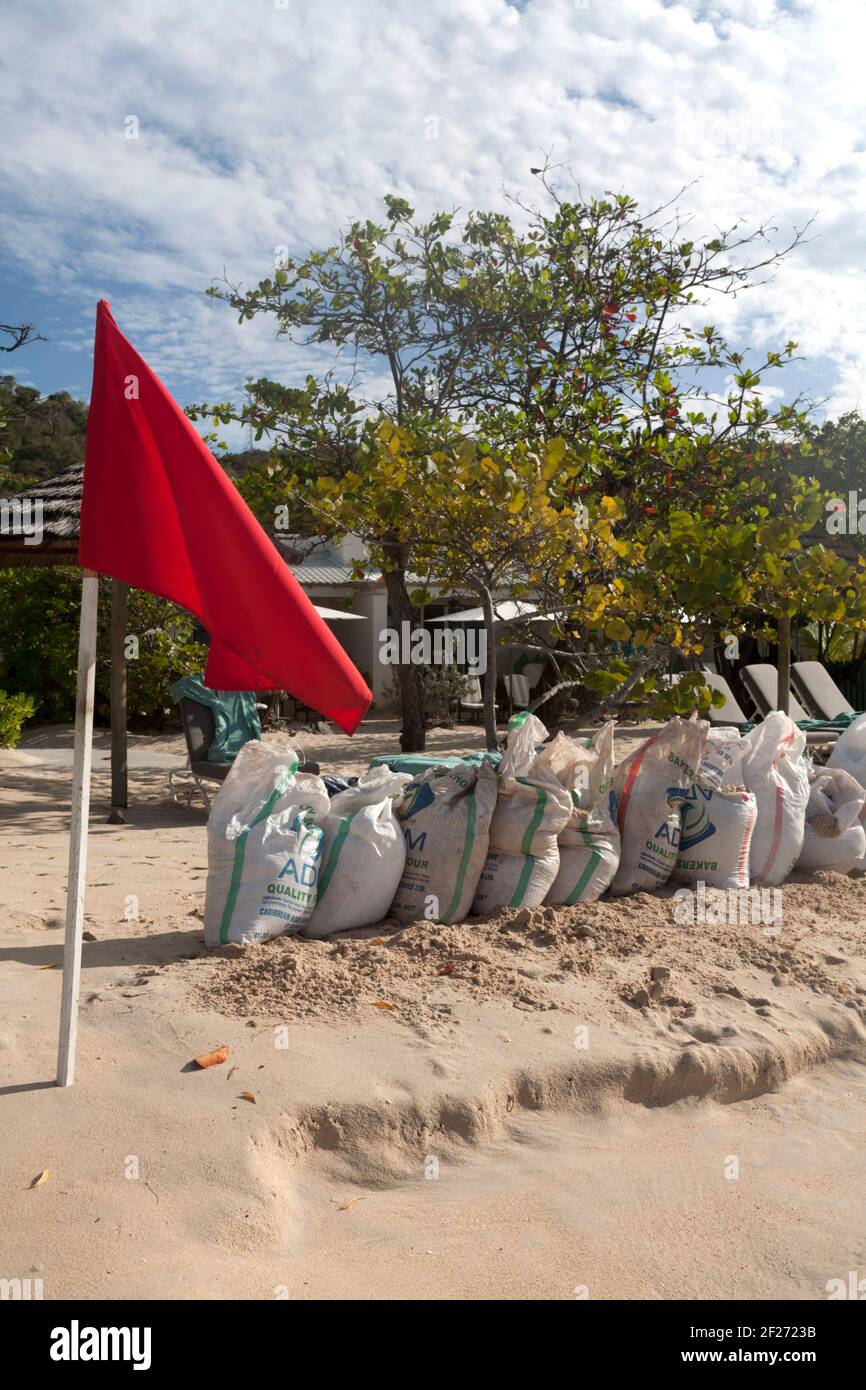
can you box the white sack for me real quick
[390,760,498,924]
[542,723,621,904]
[672,783,757,891]
[302,768,412,938]
[828,712,866,789]
[472,714,572,912]
[609,717,708,895]
[699,727,746,789]
[204,742,329,946]
[796,766,866,873]
[741,711,810,886]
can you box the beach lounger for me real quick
[739,664,840,756]
[791,661,856,721]
[170,694,319,810]
[457,674,499,724]
[170,696,235,810]
[698,669,751,727]
[503,673,531,717]
[740,664,815,723]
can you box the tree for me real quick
[0,375,88,487]
[193,178,814,745]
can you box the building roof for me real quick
[288,563,378,586]
[0,463,83,567]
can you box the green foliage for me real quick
[0,688,36,747]
[192,184,866,728]
[0,375,87,486]
[0,568,204,727]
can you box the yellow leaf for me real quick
[370,1000,396,1010]
[507,490,527,514]
[29,1170,51,1189]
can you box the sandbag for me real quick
[542,723,621,904]
[390,760,498,924]
[741,712,810,885]
[699,728,746,789]
[670,728,756,890]
[472,714,572,912]
[796,766,866,873]
[204,741,329,946]
[672,784,757,890]
[609,717,708,895]
[828,711,866,788]
[302,768,412,938]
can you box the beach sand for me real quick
[1,721,865,1301]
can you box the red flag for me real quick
[79,301,371,735]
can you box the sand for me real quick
[1,720,865,1300]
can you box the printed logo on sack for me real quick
[398,782,435,821]
[675,787,717,851]
[49,1321,152,1371]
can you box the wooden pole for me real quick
[777,614,791,716]
[109,578,128,820]
[57,571,99,1087]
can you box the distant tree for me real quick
[0,376,88,487]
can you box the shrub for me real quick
[0,568,206,728]
[0,689,36,747]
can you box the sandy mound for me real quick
[196,873,866,1032]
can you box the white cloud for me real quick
[0,0,865,421]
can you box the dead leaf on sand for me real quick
[194,1045,230,1069]
[29,1170,51,1189]
[338,1196,367,1212]
[239,1091,256,1104]
[370,1000,395,1010]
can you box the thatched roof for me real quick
[0,464,82,568]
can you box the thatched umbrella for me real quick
[0,464,129,818]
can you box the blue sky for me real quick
[2,0,865,445]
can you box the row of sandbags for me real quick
[203,711,866,946]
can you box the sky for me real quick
[2,0,865,447]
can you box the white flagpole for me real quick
[57,570,99,1087]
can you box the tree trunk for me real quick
[474,581,499,750]
[777,614,791,716]
[382,559,426,752]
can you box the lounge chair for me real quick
[687,667,835,760]
[503,673,531,717]
[456,673,499,724]
[740,664,843,726]
[170,695,319,810]
[738,664,840,756]
[169,696,235,810]
[791,661,856,721]
[698,669,751,727]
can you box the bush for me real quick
[0,568,206,728]
[0,689,36,747]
